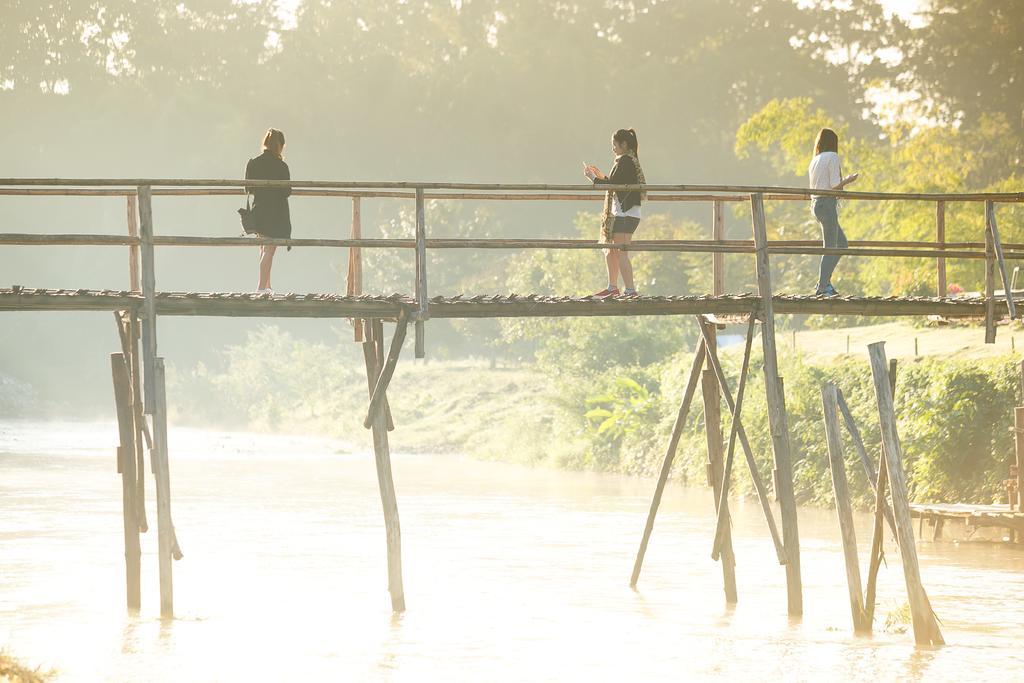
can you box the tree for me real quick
[898,0,1024,136]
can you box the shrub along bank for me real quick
[568,349,1017,508]
[169,326,1019,509]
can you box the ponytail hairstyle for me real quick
[814,128,838,156]
[262,128,286,158]
[614,128,639,156]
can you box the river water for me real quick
[2,420,1023,681]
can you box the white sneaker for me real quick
[255,288,274,295]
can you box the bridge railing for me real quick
[1,179,1022,348]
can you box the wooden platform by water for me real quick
[911,502,1024,536]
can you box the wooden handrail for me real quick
[0,178,1020,202]
[5,233,1024,260]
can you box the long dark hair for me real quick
[262,128,286,158]
[614,128,639,156]
[814,128,838,155]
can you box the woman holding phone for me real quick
[583,128,646,298]
[808,127,858,296]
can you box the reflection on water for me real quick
[2,420,1024,681]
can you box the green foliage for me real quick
[896,0,1024,142]
[899,358,1016,503]
[733,97,1022,301]
[0,374,41,417]
[169,326,363,430]
[586,376,657,437]
[498,211,710,373]
[735,97,841,177]
[547,346,1021,508]
[561,366,667,472]
[169,320,1023,509]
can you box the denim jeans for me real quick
[812,197,847,289]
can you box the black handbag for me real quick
[238,192,258,234]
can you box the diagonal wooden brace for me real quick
[114,311,150,531]
[835,389,898,538]
[361,321,396,431]
[821,382,870,633]
[363,310,409,429]
[987,200,1017,320]
[864,448,889,628]
[698,315,787,564]
[630,335,708,587]
[710,313,756,562]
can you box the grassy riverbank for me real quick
[166,321,1023,510]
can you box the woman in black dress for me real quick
[245,128,292,293]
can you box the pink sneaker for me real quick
[591,287,620,298]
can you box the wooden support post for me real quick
[867,342,943,646]
[114,311,150,531]
[111,352,141,611]
[361,323,406,611]
[414,188,428,358]
[889,358,898,400]
[821,383,869,633]
[935,201,946,298]
[1018,360,1024,405]
[712,200,725,296]
[985,205,997,343]
[127,194,140,293]
[711,315,756,561]
[152,358,176,618]
[865,356,897,628]
[750,193,803,615]
[631,337,707,587]
[364,312,409,429]
[128,312,149,530]
[1016,407,1024,513]
[835,390,897,538]
[863,445,888,629]
[371,320,396,432]
[697,316,787,564]
[987,200,1016,320]
[347,197,364,342]
[138,186,158,412]
[702,367,737,603]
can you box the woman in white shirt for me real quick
[808,128,858,296]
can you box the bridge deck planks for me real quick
[0,287,1014,319]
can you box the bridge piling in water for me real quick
[698,316,787,563]
[152,359,178,618]
[821,383,870,633]
[701,364,737,603]
[868,344,944,646]
[110,351,142,611]
[362,319,406,612]
[750,192,803,616]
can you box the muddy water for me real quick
[2,421,1023,681]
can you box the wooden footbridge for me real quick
[2,178,1022,644]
